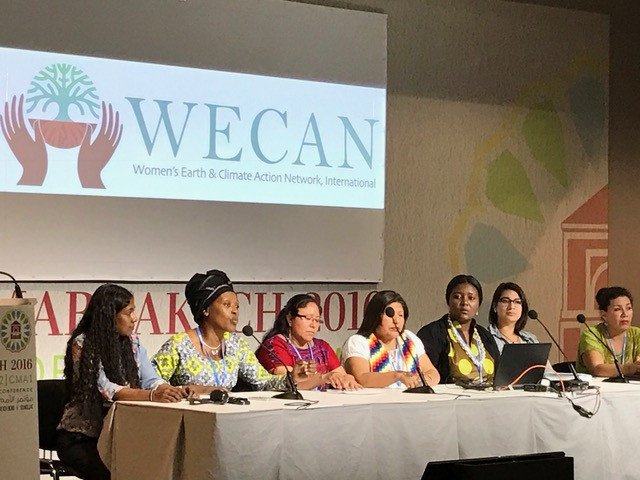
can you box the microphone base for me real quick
[273,390,305,400]
[403,385,435,394]
[603,376,629,383]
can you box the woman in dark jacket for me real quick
[417,275,499,384]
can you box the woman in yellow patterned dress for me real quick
[417,275,500,384]
[152,269,317,394]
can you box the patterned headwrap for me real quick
[185,269,234,323]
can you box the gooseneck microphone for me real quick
[385,306,434,394]
[576,314,628,383]
[0,271,23,299]
[528,310,587,390]
[242,325,304,400]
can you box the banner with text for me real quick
[0,284,377,380]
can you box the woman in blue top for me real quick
[488,282,538,353]
[57,284,185,480]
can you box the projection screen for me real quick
[0,0,387,282]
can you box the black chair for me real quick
[37,379,81,479]
[552,361,577,373]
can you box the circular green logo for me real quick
[0,309,32,353]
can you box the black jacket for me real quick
[416,314,500,383]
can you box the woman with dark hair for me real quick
[152,269,316,393]
[417,274,499,384]
[257,294,360,390]
[488,282,538,353]
[342,290,440,388]
[576,286,640,377]
[57,284,184,480]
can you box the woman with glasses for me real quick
[258,294,361,390]
[342,290,440,388]
[417,275,499,384]
[488,282,538,353]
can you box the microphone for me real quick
[0,271,23,298]
[576,314,628,383]
[242,324,304,400]
[527,310,588,390]
[385,306,434,394]
[188,389,250,405]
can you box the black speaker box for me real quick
[422,452,573,480]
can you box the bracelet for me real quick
[149,384,160,401]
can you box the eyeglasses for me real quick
[498,297,523,306]
[295,314,323,324]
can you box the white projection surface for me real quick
[0,0,387,282]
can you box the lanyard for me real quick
[287,336,315,363]
[196,326,227,387]
[606,331,627,363]
[448,317,486,381]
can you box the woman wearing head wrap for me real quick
[152,269,316,394]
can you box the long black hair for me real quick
[356,290,408,337]
[63,284,140,417]
[263,294,322,341]
[488,282,530,334]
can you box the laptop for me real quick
[493,343,552,389]
[457,342,551,390]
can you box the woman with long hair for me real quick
[57,284,184,480]
[257,293,360,390]
[342,290,440,388]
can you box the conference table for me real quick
[98,380,640,480]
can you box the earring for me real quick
[204,311,209,317]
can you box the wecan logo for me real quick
[1,63,122,188]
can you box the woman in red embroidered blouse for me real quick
[257,294,361,390]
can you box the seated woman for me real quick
[257,294,360,390]
[152,269,317,393]
[488,282,538,353]
[417,274,499,384]
[342,290,440,388]
[576,286,640,377]
[57,284,185,480]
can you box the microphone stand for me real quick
[0,271,23,298]
[528,310,588,390]
[242,325,304,400]
[388,309,434,394]
[577,314,628,383]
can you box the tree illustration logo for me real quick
[26,63,100,148]
[1,62,123,188]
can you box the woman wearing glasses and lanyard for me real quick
[257,294,361,390]
[417,275,500,384]
[487,282,538,353]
